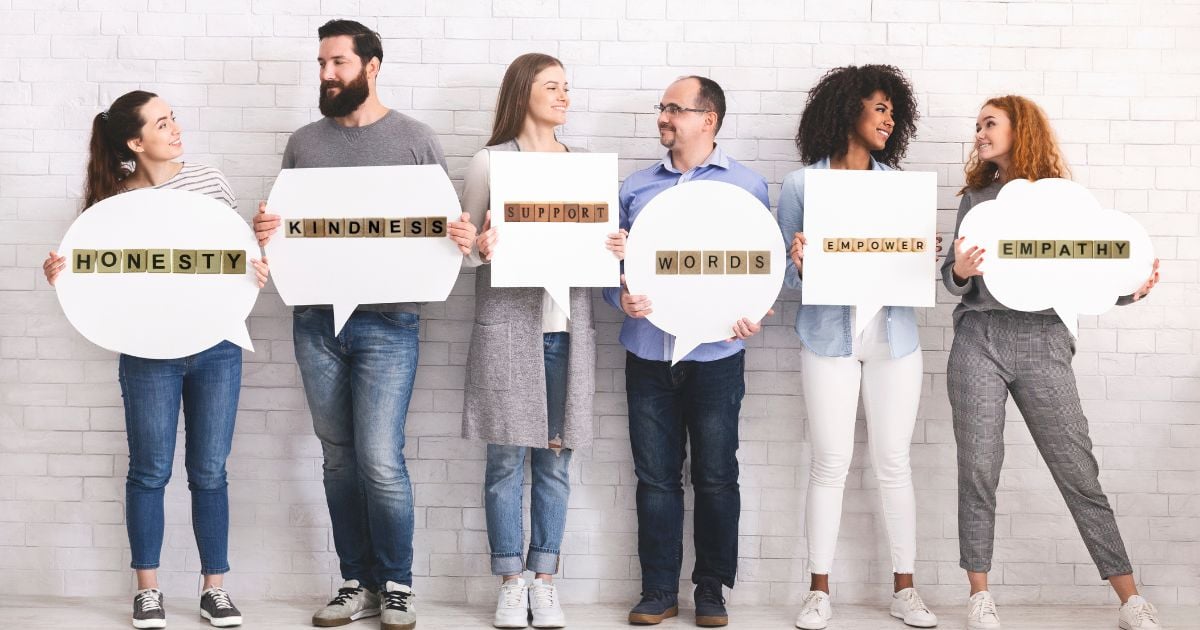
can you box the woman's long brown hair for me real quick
[486,53,564,147]
[83,90,156,210]
[962,95,1069,193]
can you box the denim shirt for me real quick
[602,145,771,362]
[776,157,920,359]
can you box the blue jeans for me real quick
[293,308,420,588]
[484,332,572,576]
[120,340,241,575]
[626,350,744,593]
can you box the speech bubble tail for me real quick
[546,285,572,320]
[226,323,255,353]
[1055,308,1079,338]
[671,337,700,366]
[855,304,883,337]
[332,303,357,336]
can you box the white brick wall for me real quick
[1,0,1198,609]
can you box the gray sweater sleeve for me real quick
[941,191,976,296]
[460,149,490,268]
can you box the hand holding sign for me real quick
[957,178,1156,336]
[54,188,260,359]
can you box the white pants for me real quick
[800,311,923,575]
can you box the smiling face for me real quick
[526,63,569,128]
[975,104,1013,168]
[852,90,894,153]
[126,97,182,162]
[657,77,716,151]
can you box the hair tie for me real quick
[100,110,109,121]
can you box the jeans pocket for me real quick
[469,322,511,391]
[376,310,419,330]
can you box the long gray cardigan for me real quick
[460,140,597,450]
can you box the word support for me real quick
[284,216,447,238]
[654,250,772,275]
[503,202,610,223]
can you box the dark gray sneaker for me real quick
[693,577,728,627]
[628,590,678,625]
[200,587,243,627]
[132,588,166,629]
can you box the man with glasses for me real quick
[603,76,770,628]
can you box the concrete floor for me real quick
[1,597,1194,629]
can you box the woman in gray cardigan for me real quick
[460,53,624,629]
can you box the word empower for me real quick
[655,250,772,275]
[503,202,610,223]
[72,249,247,274]
[997,240,1131,259]
[285,217,447,238]
[823,238,929,253]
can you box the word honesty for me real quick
[503,202,610,223]
[655,250,772,275]
[73,249,246,274]
[997,240,1131,259]
[285,216,447,238]
[822,237,929,253]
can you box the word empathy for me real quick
[823,237,929,253]
[503,202,610,223]
[285,217,447,238]
[997,240,1131,259]
[73,249,246,274]
[655,250,772,275]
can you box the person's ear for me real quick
[367,57,380,80]
[706,111,718,134]
[126,137,144,154]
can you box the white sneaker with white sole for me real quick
[494,578,529,629]
[890,587,937,627]
[529,578,565,628]
[1119,595,1162,630]
[966,591,1000,630]
[795,590,832,630]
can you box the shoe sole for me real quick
[493,619,528,629]
[696,614,728,627]
[966,622,1000,630]
[890,611,937,628]
[201,609,244,627]
[312,608,382,627]
[381,622,416,630]
[629,606,679,625]
[531,616,566,629]
[132,620,167,629]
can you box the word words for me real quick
[503,202,610,223]
[655,250,772,275]
[997,240,1131,259]
[285,217,447,238]
[73,249,246,274]
[822,238,929,253]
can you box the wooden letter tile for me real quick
[1111,240,1131,259]
[123,249,148,273]
[365,218,386,237]
[344,218,365,237]
[564,203,580,222]
[1037,240,1056,258]
[405,217,427,237]
[426,216,446,237]
[594,202,610,223]
[749,251,771,274]
[703,251,725,274]
[386,218,405,237]
[147,249,171,273]
[196,250,222,274]
[549,203,565,222]
[726,251,747,274]
[286,219,304,237]
[578,203,594,223]
[222,250,247,274]
[679,250,702,275]
[304,219,326,237]
[504,203,519,222]
[325,219,345,237]
[97,250,121,273]
[998,240,1016,258]
[72,249,97,273]
[535,203,550,222]
[655,251,679,275]
[1016,241,1036,258]
[519,204,534,222]
[173,249,197,273]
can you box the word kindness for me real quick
[72,249,247,274]
[285,216,447,238]
[822,237,929,253]
[655,250,772,275]
[503,201,610,223]
[997,240,1131,259]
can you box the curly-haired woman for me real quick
[945,95,1162,630]
[777,65,937,630]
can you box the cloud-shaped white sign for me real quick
[55,188,260,359]
[958,178,1154,335]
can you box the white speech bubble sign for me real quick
[958,178,1155,336]
[488,151,621,317]
[54,188,260,360]
[800,169,938,335]
[624,180,784,364]
[264,165,465,334]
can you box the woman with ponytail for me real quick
[42,91,266,629]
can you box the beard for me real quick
[319,68,370,118]
[658,124,676,149]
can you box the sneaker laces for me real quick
[136,590,163,613]
[531,583,557,609]
[902,589,931,614]
[1129,600,1159,623]
[206,588,234,611]
[971,594,998,620]
[384,588,412,612]
[800,591,825,613]
[500,582,526,609]
[327,585,363,607]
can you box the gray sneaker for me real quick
[200,587,243,627]
[381,581,416,630]
[132,588,166,629]
[312,580,381,627]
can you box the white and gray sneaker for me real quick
[132,588,167,629]
[1119,595,1162,630]
[966,591,1000,630]
[312,579,381,627]
[529,578,565,628]
[493,578,529,628]
[795,590,833,629]
[200,587,243,627]
[381,581,417,630]
[890,588,937,627]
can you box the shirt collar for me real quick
[813,154,885,171]
[658,143,729,175]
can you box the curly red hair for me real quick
[961,95,1069,194]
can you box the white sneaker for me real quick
[311,580,380,627]
[890,588,937,627]
[966,591,1000,630]
[1119,595,1162,630]
[529,578,566,628]
[494,578,529,628]
[795,590,833,629]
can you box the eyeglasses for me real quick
[654,103,711,116]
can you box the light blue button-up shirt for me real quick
[776,157,920,358]
[602,145,771,362]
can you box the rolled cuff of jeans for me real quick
[526,547,560,575]
[490,552,524,576]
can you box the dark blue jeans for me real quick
[293,308,420,588]
[120,340,242,575]
[625,350,745,594]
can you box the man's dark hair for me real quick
[317,19,384,66]
[683,75,726,133]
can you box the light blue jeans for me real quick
[293,308,420,588]
[484,332,572,576]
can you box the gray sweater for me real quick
[281,109,447,314]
